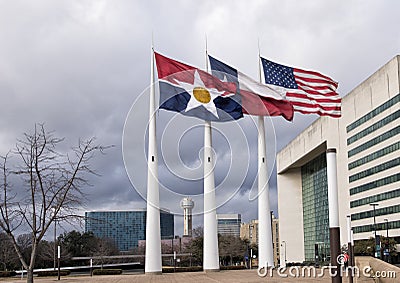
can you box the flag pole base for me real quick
[204,269,220,273]
[145,271,162,275]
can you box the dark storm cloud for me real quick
[1,1,400,236]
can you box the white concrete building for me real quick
[277,55,400,263]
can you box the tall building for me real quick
[277,56,400,263]
[180,197,194,237]
[240,219,258,245]
[85,209,174,251]
[217,214,241,237]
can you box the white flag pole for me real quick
[326,148,342,283]
[145,45,162,275]
[203,43,220,272]
[203,120,220,271]
[257,43,274,269]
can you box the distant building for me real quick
[180,197,194,237]
[85,209,174,251]
[240,215,280,267]
[217,214,241,237]
[240,219,258,245]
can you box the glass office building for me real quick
[217,214,241,237]
[85,209,174,251]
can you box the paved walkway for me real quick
[0,268,369,283]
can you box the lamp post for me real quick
[384,219,389,262]
[52,207,57,271]
[281,241,286,267]
[369,203,379,258]
[57,245,60,280]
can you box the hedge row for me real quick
[0,271,17,277]
[162,265,246,273]
[162,266,203,273]
[37,270,71,277]
[92,269,123,275]
[220,265,246,270]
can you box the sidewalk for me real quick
[0,269,340,283]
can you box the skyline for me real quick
[1,1,400,236]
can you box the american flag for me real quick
[261,58,341,118]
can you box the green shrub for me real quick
[36,270,70,277]
[0,271,17,277]
[162,266,203,273]
[92,269,122,275]
[220,265,246,270]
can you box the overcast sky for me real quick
[1,0,400,236]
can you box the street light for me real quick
[281,241,286,267]
[369,203,379,258]
[384,218,389,262]
[52,206,58,271]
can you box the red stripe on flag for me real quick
[294,68,338,86]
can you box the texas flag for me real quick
[208,55,294,121]
[154,52,243,122]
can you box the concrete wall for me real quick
[277,167,304,263]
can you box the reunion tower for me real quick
[180,197,194,237]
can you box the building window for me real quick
[348,125,400,158]
[346,93,400,133]
[349,158,400,182]
[347,110,400,145]
[348,141,400,170]
[351,204,400,220]
[301,153,330,261]
[351,188,400,208]
[353,220,400,234]
[350,173,400,195]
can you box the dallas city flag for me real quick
[208,55,294,121]
[261,58,341,118]
[154,52,243,122]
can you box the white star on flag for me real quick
[173,70,234,119]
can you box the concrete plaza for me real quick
[0,268,375,283]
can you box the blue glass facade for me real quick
[217,214,241,237]
[85,210,174,251]
[301,154,330,261]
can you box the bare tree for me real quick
[0,124,108,283]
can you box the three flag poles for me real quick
[145,44,274,273]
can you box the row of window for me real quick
[350,188,400,208]
[347,110,400,145]
[348,125,400,158]
[350,173,400,195]
[353,220,400,234]
[351,204,400,221]
[346,93,400,133]
[348,141,400,170]
[349,157,400,183]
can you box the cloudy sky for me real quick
[1,0,400,236]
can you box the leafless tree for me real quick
[0,124,108,283]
